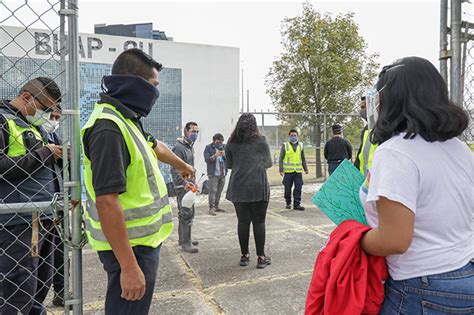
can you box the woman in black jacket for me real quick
[225,113,273,269]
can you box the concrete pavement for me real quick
[50,183,334,314]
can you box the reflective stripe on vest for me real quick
[283,142,303,173]
[358,129,378,177]
[82,104,173,249]
[84,211,173,242]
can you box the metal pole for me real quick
[323,114,327,181]
[241,67,244,112]
[261,112,265,135]
[59,1,71,312]
[440,0,449,83]
[246,89,249,112]
[66,0,83,313]
[450,0,463,106]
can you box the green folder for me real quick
[312,159,368,225]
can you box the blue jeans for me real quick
[98,245,161,315]
[381,260,474,314]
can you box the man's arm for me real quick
[203,144,216,164]
[153,141,193,180]
[96,193,145,301]
[347,140,353,161]
[279,144,285,175]
[170,144,188,187]
[323,142,328,160]
[301,147,309,174]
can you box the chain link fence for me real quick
[461,28,473,146]
[249,111,364,184]
[0,0,83,314]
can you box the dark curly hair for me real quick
[371,56,469,144]
[228,113,261,144]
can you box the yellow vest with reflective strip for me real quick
[283,142,303,173]
[0,113,45,157]
[358,129,378,177]
[81,103,173,251]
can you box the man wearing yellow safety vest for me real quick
[0,77,63,314]
[81,49,194,314]
[279,129,308,210]
[354,95,379,177]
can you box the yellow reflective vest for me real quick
[81,103,173,251]
[283,142,304,173]
[358,129,378,177]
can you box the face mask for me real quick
[289,135,298,143]
[43,119,59,134]
[189,133,198,143]
[26,109,49,126]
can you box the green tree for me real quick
[266,3,378,177]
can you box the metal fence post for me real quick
[450,0,463,105]
[440,0,449,83]
[65,0,83,313]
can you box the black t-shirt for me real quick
[82,94,155,197]
[323,136,353,162]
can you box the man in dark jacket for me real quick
[0,77,62,314]
[203,133,227,216]
[324,124,353,175]
[171,122,200,253]
[353,96,367,171]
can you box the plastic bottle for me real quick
[181,183,198,208]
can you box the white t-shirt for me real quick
[359,133,474,280]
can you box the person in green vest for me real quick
[279,129,308,210]
[81,48,193,314]
[0,77,62,314]
[354,95,379,177]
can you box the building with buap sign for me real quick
[0,25,240,182]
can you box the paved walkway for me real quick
[51,184,333,314]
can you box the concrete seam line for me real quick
[267,211,330,238]
[204,269,313,293]
[163,242,226,315]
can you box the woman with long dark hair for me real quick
[226,113,273,269]
[359,56,473,314]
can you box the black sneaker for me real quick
[257,256,272,269]
[285,204,291,209]
[294,205,305,211]
[240,254,250,266]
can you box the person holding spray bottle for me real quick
[171,122,200,253]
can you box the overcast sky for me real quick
[3,0,474,111]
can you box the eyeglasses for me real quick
[24,90,56,113]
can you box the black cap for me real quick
[332,124,342,134]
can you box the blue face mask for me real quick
[289,135,298,143]
[188,132,198,143]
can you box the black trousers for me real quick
[328,161,343,175]
[97,245,161,315]
[282,172,303,206]
[232,201,269,257]
[52,227,65,295]
[0,220,55,315]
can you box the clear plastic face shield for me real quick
[365,88,379,130]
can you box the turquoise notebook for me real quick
[312,159,368,225]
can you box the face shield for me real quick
[365,88,379,130]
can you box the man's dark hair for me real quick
[112,48,163,80]
[20,77,62,104]
[288,129,298,135]
[371,56,469,144]
[213,133,224,141]
[360,96,366,101]
[185,121,198,131]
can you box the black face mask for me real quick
[101,74,159,117]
